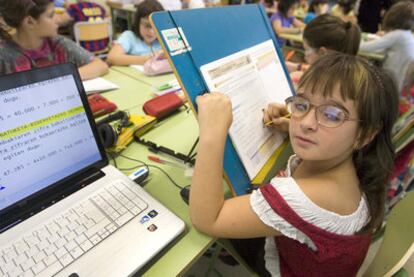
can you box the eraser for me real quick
[128,167,149,185]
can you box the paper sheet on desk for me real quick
[200,40,292,180]
[82,78,119,95]
[130,65,145,72]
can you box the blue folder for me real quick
[151,5,294,195]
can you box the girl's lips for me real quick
[294,135,316,145]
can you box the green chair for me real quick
[363,191,414,277]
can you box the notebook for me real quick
[82,77,119,95]
[0,64,185,277]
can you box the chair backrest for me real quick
[363,191,414,277]
[73,19,113,51]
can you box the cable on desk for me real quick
[111,152,185,190]
[106,150,118,168]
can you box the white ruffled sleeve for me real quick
[250,178,317,250]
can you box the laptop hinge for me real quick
[1,168,105,234]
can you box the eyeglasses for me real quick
[285,95,360,128]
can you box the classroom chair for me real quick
[73,19,113,59]
[363,190,414,277]
[205,239,259,277]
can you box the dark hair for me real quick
[383,1,414,31]
[132,0,164,40]
[308,0,328,13]
[337,0,355,15]
[303,14,361,55]
[0,0,52,40]
[278,0,299,17]
[298,53,399,233]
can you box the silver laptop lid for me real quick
[0,63,108,232]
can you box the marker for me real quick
[158,83,173,90]
[264,113,291,127]
[148,155,186,169]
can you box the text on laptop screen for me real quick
[0,75,102,210]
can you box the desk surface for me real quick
[278,33,385,62]
[100,69,214,276]
[111,66,176,87]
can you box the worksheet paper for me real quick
[200,40,293,180]
[82,77,119,95]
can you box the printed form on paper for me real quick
[200,40,293,180]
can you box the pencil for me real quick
[285,50,295,61]
[264,113,291,127]
[148,155,186,169]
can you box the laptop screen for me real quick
[0,69,103,213]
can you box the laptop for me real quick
[0,63,185,277]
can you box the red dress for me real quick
[260,184,372,276]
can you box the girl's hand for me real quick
[263,102,290,133]
[153,50,166,59]
[196,92,233,140]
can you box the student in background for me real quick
[260,0,278,17]
[58,0,106,25]
[294,0,309,19]
[0,0,108,80]
[190,53,399,276]
[303,0,329,24]
[107,0,164,66]
[55,0,108,52]
[286,14,361,83]
[359,1,414,91]
[357,0,392,33]
[271,0,305,47]
[331,0,357,24]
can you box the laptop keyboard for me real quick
[0,180,148,277]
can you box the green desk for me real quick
[278,33,385,62]
[111,66,176,87]
[100,69,215,276]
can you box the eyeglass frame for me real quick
[285,95,361,128]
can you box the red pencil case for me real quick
[87,93,117,117]
[143,93,184,119]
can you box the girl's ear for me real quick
[318,47,328,56]
[354,128,378,150]
[21,16,37,29]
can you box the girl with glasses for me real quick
[190,53,399,276]
[0,0,108,80]
[107,0,164,66]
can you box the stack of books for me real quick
[387,107,414,209]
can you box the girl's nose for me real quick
[299,108,318,131]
